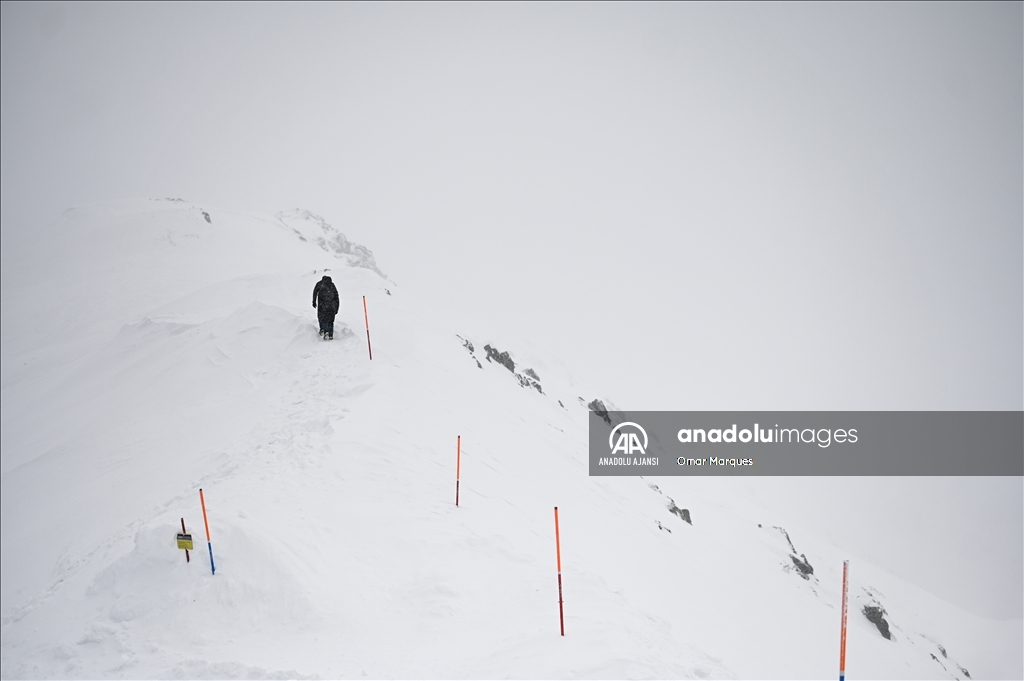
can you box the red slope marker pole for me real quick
[839,560,849,681]
[200,488,216,575]
[555,506,565,636]
[455,436,462,506]
[181,517,190,563]
[363,296,373,360]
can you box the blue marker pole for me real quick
[200,488,216,575]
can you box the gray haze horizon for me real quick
[2,2,1021,620]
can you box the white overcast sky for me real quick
[1,2,1021,619]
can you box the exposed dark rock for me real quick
[862,605,892,640]
[457,336,482,368]
[516,370,543,393]
[588,399,611,425]
[483,344,515,373]
[667,500,691,525]
[656,520,671,533]
[202,210,212,223]
[558,400,565,408]
[790,553,814,578]
[385,288,391,296]
[958,664,970,678]
[929,653,946,671]
[770,526,814,580]
[277,209,386,278]
[937,644,946,658]
[480,343,542,391]
[773,526,798,554]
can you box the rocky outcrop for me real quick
[588,399,611,425]
[768,526,814,580]
[483,344,515,373]
[276,209,386,279]
[457,336,482,368]
[646,483,692,528]
[517,367,543,393]
[473,342,543,393]
[789,553,813,578]
[668,501,692,525]
[862,604,892,640]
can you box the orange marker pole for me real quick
[181,517,190,563]
[362,296,373,360]
[455,435,462,507]
[200,488,215,575]
[839,560,849,681]
[555,506,565,636]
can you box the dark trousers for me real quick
[318,308,336,334]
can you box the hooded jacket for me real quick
[313,276,340,315]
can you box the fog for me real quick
[2,2,1020,620]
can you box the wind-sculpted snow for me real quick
[1,201,1020,679]
[276,209,387,280]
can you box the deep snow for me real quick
[1,200,1020,679]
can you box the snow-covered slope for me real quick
[1,200,1019,679]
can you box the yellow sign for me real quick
[176,533,194,550]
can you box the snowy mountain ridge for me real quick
[275,209,387,280]
[0,200,1019,679]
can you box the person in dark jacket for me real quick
[312,275,340,339]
